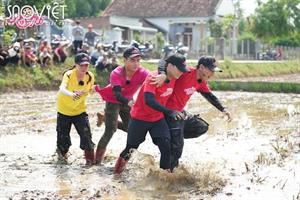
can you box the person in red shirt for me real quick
[155,56,232,170]
[93,47,148,165]
[23,44,37,67]
[114,54,190,174]
[38,40,52,67]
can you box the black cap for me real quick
[165,54,189,73]
[75,53,90,65]
[198,56,222,72]
[123,46,141,58]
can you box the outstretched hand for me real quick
[150,74,167,87]
[222,109,232,122]
[128,99,135,107]
[72,90,86,100]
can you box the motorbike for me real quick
[162,44,175,59]
[139,42,154,60]
[176,43,189,58]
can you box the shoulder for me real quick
[87,71,94,78]
[137,67,149,75]
[65,69,74,77]
[111,66,123,75]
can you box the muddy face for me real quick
[0,91,299,199]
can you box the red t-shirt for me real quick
[166,66,211,112]
[130,72,175,122]
[95,66,148,104]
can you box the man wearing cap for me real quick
[84,24,102,52]
[93,46,150,165]
[72,20,84,54]
[56,53,95,165]
[154,56,232,171]
[114,54,190,174]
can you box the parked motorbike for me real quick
[176,43,189,58]
[162,44,175,59]
[139,42,154,60]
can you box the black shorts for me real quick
[127,118,170,146]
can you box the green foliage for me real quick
[65,0,111,18]
[3,29,15,45]
[208,15,236,39]
[220,15,235,39]
[76,0,92,17]
[208,19,222,38]
[155,32,165,51]
[209,81,300,93]
[212,60,300,79]
[133,31,141,43]
[272,33,300,46]
[1,59,300,93]
[99,0,111,10]
[5,0,52,10]
[238,32,256,41]
[65,0,76,18]
[250,0,300,43]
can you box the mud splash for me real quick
[0,91,299,199]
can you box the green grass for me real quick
[209,81,300,93]
[212,60,300,79]
[0,59,300,93]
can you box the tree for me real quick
[99,0,111,11]
[64,0,111,18]
[208,19,222,38]
[65,0,76,18]
[75,0,92,17]
[250,0,300,42]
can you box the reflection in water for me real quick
[0,91,299,199]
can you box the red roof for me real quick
[102,0,219,17]
[73,16,111,29]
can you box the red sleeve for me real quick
[110,70,123,86]
[197,80,211,93]
[143,76,156,94]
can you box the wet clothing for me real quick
[57,68,94,116]
[161,67,224,170]
[119,74,176,170]
[166,111,209,169]
[95,66,148,149]
[56,112,94,155]
[183,112,209,139]
[120,118,171,169]
[131,72,175,122]
[97,102,131,149]
[165,116,184,169]
[56,68,95,155]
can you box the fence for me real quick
[193,38,300,60]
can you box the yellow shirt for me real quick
[57,68,94,116]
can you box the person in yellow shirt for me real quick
[56,53,95,165]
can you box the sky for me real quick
[240,0,258,16]
[239,0,267,16]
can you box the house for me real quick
[101,0,235,52]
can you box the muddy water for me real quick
[0,91,299,199]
